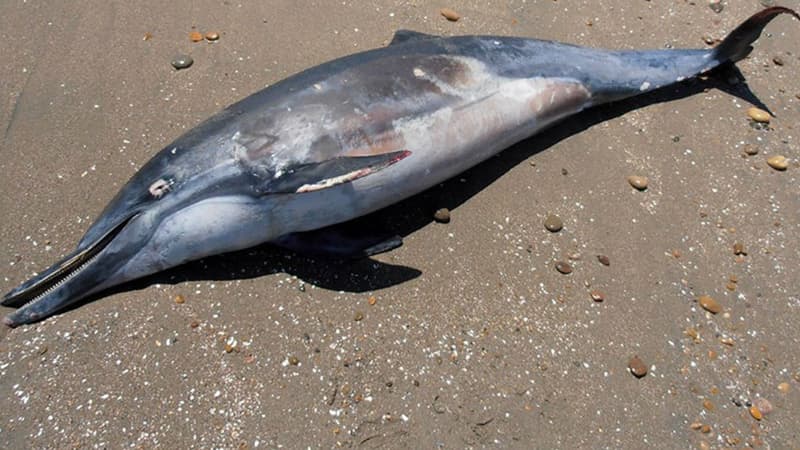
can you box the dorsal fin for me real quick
[389,29,437,46]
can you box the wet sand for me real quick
[1,1,798,448]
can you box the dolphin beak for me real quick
[2,215,137,327]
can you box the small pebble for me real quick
[778,382,790,393]
[753,397,773,415]
[171,54,194,70]
[555,261,572,274]
[189,31,203,42]
[205,31,220,41]
[544,214,563,232]
[288,355,300,366]
[743,145,759,156]
[749,405,763,421]
[440,8,461,21]
[703,399,715,411]
[354,311,364,321]
[627,175,648,191]
[174,294,185,304]
[700,424,712,434]
[597,254,610,266]
[433,208,451,223]
[690,422,703,430]
[628,356,648,378]
[685,328,699,341]
[589,290,605,302]
[766,155,788,171]
[733,242,747,256]
[143,32,153,41]
[190,320,200,328]
[772,55,784,66]
[747,107,771,123]
[725,282,736,291]
[368,296,377,306]
[708,0,724,13]
[698,295,722,314]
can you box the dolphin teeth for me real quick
[1,215,136,309]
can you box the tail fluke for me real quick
[713,7,799,63]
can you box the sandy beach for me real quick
[1,1,798,448]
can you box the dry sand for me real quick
[1,0,799,448]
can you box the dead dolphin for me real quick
[3,7,797,326]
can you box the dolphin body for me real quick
[3,7,797,326]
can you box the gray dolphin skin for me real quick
[3,8,798,326]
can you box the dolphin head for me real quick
[1,132,277,326]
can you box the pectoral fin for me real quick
[272,228,403,258]
[263,150,411,194]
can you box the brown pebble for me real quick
[708,350,717,360]
[733,242,747,256]
[189,31,203,42]
[766,155,789,171]
[368,296,377,306]
[288,355,300,366]
[190,320,200,328]
[627,175,648,191]
[749,405,763,421]
[772,55,784,66]
[589,290,605,302]
[628,355,648,378]
[555,261,573,274]
[354,311,364,321]
[729,274,738,283]
[747,107,771,123]
[698,295,722,314]
[433,208,451,223]
[685,328,699,341]
[143,32,153,41]
[690,422,703,430]
[699,441,710,450]
[672,249,682,258]
[700,424,711,434]
[703,398,715,411]
[778,382,790,393]
[743,145,759,156]
[205,31,220,41]
[544,214,563,232]
[440,7,461,21]
[174,294,185,304]
[597,254,610,266]
[725,282,736,291]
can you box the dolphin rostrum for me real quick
[3,7,797,326]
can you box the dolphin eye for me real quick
[148,179,173,198]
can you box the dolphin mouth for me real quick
[2,215,137,326]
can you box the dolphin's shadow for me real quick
[88,65,759,306]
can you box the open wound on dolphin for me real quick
[261,149,411,194]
